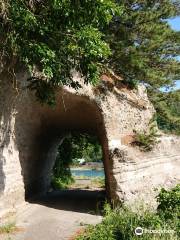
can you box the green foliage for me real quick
[1,1,180,136]
[107,0,180,89]
[76,207,174,240]
[0,1,8,19]
[77,222,115,240]
[76,185,180,240]
[0,0,121,104]
[52,136,74,189]
[133,122,160,151]
[1,1,179,103]
[70,133,102,163]
[51,175,74,190]
[149,89,180,135]
[0,222,16,234]
[157,184,180,222]
[52,133,102,189]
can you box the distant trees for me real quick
[52,133,102,188]
[149,89,180,135]
[106,0,180,88]
[106,1,180,134]
[70,133,102,163]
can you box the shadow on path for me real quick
[28,189,106,215]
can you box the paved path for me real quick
[1,190,105,240]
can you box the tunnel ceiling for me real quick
[40,89,105,136]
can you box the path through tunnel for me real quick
[18,90,111,214]
[29,132,107,214]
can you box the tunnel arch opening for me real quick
[51,131,105,191]
[17,90,111,201]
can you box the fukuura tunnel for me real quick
[0,71,180,219]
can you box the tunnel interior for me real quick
[51,131,105,190]
[16,90,111,202]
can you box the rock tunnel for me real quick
[18,90,110,199]
[0,71,180,218]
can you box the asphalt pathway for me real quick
[1,190,105,240]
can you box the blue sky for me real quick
[167,16,180,31]
[166,17,180,91]
[171,80,180,91]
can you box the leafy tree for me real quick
[53,136,73,179]
[106,0,180,88]
[71,133,102,163]
[1,1,179,97]
[1,1,180,135]
[52,136,74,189]
[148,89,180,134]
[52,133,102,188]
[0,0,121,104]
[106,0,180,134]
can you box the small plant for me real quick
[51,175,74,190]
[0,222,16,234]
[133,122,160,151]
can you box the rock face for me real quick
[0,71,180,219]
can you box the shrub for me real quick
[76,185,180,240]
[51,175,74,190]
[157,184,180,214]
[76,207,170,240]
[157,184,180,231]
[0,222,16,234]
[133,122,160,151]
[76,221,115,240]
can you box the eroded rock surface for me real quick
[0,71,180,219]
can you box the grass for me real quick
[75,185,180,240]
[0,222,16,235]
[91,177,105,188]
[76,205,179,240]
[74,175,91,180]
[52,174,105,190]
[51,175,75,189]
[70,176,105,189]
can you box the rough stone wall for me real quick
[0,71,180,219]
[109,136,180,207]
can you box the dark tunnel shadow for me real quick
[28,189,106,215]
[24,131,107,215]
